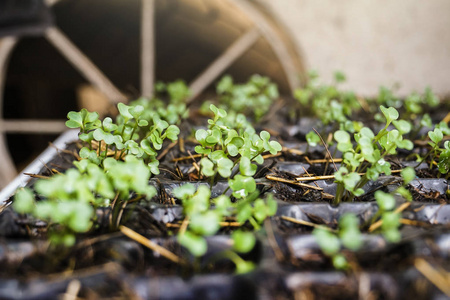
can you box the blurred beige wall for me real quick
[259,0,450,97]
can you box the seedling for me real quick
[215,74,279,121]
[195,104,282,187]
[173,183,277,273]
[332,106,414,204]
[66,102,180,174]
[13,156,156,245]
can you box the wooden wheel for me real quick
[0,0,305,188]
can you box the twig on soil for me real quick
[62,279,81,300]
[120,226,185,265]
[414,258,450,297]
[368,202,411,233]
[266,175,323,191]
[307,158,343,164]
[399,218,430,227]
[157,141,178,161]
[282,147,304,156]
[23,173,51,179]
[280,216,337,232]
[312,128,338,172]
[264,218,285,262]
[179,137,185,153]
[262,152,282,159]
[187,151,201,175]
[172,154,202,162]
[179,216,190,235]
[166,221,242,228]
[296,169,403,182]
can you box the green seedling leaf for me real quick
[200,158,215,177]
[178,232,207,257]
[240,156,257,176]
[306,131,321,147]
[332,254,348,270]
[190,211,221,236]
[229,175,256,199]
[117,103,133,120]
[235,260,255,274]
[334,130,351,143]
[339,213,362,251]
[148,158,160,176]
[217,75,233,94]
[140,139,157,156]
[232,230,256,253]
[217,157,233,178]
[165,125,180,141]
[237,203,253,223]
[210,104,227,119]
[428,128,443,145]
[66,111,83,129]
[173,183,196,200]
[13,188,35,214]
[401,167,415,185]
[313,227,340,256]
[395,186,412,201]
[375,191,395,211]
[380,105,399,125]
[420,114,433,128]
[393,120,412,135]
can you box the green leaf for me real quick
[178,232,207,257]
[232,230,256,253]
[66,111,83,129]
[380,106,399,125]
[401,167,415,185]
[393,120,412,135]
[375,191,395,211]
[217,157,233,178]
[13,188,35,213]
[117,103,133,120]
[334,130,350,143]
[200,157,216,177]
[306,131,321,147]
[313,227,340,255]
[332,254,348,269]
[237,203,253,223]
[173,184,196,200]
[239,156,257,176]
[428,128,443,145]
[190,211,221,236]
[165,125,180,141]
[229,175,256,199]
[235,260,255,274]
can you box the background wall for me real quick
[259,0,450,97]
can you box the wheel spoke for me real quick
[187,27,261,102]
[45,27,126,104]
[141,0,155,98]
[0,133,16,187]
[0,120,67,134]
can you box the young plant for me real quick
[372,167,416,242]
[313,213,362,270]
[13,156,156,245]
[293,71,360,126]
[215,74,279,121]
[333,106,414,204]
[195,104,282,187]
[131,79,190,125]
[66,102,180,174]
[427,127,450,177]
[173,183,277,273]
